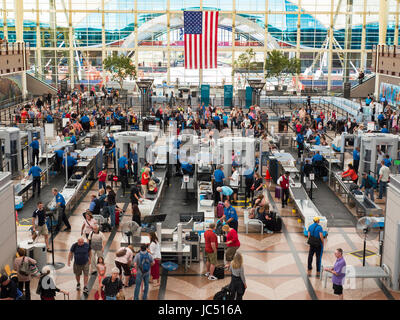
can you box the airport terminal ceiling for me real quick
[1,0,400,88]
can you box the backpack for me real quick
[216,202,224,218]
[213,285,234,300]
[138,252,151,273]
[89,232,103,251]
[19,257,31,277]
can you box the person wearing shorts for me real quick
[68,238,91,295]
[32,202,51,252]
[222,224,240,268]
[203,224,218,281]
[324,248,346,300]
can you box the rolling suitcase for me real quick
[273,215,283,232]
[275,186,282,199]
[115,209,120,226]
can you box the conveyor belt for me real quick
[313,180,358,228]
[290,187,308,200]
[159,175,197,229]
[16,174,67,222]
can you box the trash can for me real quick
[33,243,47,271]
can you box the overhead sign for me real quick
[224,85,233,107]
[201,84,210,106]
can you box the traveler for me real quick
[255,203,274,234]
[360,172,377,202]
[132,204,142,226]
[341,164,358,183]
[221,200,238,232]
[324,248,346,300]
[243,166,254,205]
[377,160,390,199]
[27,163,42,197]
[105,185,116,227]
[88,225,105,275]
[204,223,218,281]
[81,210,98,239]
[252,172,264,201]
[88,194,101,215]
[141,167,151,198]
[68,237,91,294]
[277,171,290,208]
[37,266,69,300]
[222,224,240,268]
[134,244,154,300]
[32,201,51,251]
[216,186,234,202]
[114,245,134,287]
[148,232,161,287]
[307,217,324,276]
[130,182,144,208]
[102,267,123,301]
[97,168,107,191]
[229,252,246,300]
[0,274,18,300]
[14,248,37,300]
[229,166,240,204]
[53,188,71,232]
[96,256,106,300]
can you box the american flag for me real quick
[184,11,219,69]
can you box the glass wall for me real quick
[1,0,400,92]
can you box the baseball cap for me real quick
[0,274,8,283]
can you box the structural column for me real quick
[134,0,139,83]
[14,0,27,98]
[3,0,8,41]
[375,0,389,98]
[69,0,74,90]
[167,0,171,86]
[395,0,399,46]
[36,0,42,76]
[264,0,269,88]
[232,1,236,88]
[199,0,203,87]
[295,0,301,94]
[327,0,334,93]
[101,0,106,87]
[360,0,367,71]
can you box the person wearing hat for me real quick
[0,274,18,300]
[307,217,324,276]
[29,136,40,166]
[101,267,123,300]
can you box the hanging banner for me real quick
[224,85,233,107]
[201,84,210,106]
[245,86,253,108]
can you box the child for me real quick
[96,256,106,300]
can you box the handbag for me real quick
[116,291,125,300]
[307,224,321,247]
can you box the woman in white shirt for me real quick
[229,166,240,204]
[81,211,98,240]
[148,232,161,287]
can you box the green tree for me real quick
[264,50,301,88]
[103,53,136,90]
[232,48,260,88]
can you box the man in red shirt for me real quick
[203,223,218,281]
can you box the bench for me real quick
[243,209,264,234]
[321,264,390,288]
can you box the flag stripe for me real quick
[214,12,218,68]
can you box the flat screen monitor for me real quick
[142,214,167,224]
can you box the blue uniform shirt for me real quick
[55,149,65,159]
[381,127,389,133]
[314,135,321,145]
[214,169,225,183]
[244,168,254,179]
[308,222,323,238]
[70,135,77,144]
[56,193,66,207]
[129,152,138,163]
[46,115,54,123]
[312,153,323,163]
[181,161,193,172]
[378,114,384,121]
[353,149,360,161]
[118,156,128,169]
[30,140,39,150]
[62,156,77,167]
[224,206,238,222]
[223,115,228,124]
[81,115,90,123]
[28,166,42,177]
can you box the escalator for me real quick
[26,72,57,96]
[350,74,375,98]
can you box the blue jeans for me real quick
[99,181,106,191]
[134,272,150,300]
[379,181,388,199]
[108,205,116,227]
[365,187,375,202]
[106,296,117,300]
